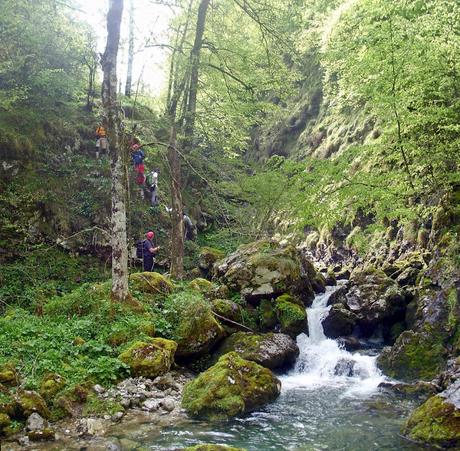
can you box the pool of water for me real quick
[119,285,434,450]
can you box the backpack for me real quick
[136,240,144,258]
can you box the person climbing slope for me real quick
[141,230,160,272]
[95,125,108,158]
[131,143,146,196]
[183,212,195,241]
[146,168,159,207]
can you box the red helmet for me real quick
[146,231,154,240]
[132,143,141,150]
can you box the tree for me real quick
[101,0,129,301]
[125,0,134,97]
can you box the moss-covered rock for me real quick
[182,445,246,451]
[190,278,214,297]
[119,339,177,378]
[214,240,315,305]
[199,247,225,276]
[211,299,244,325]
[0,364,18,387]
[39,373,66,403]
[403,388,460,447]
[175,303,225,359]
[213,332,299,369]
[377,330,447,382]
[258,299,277,331]
[274,294,308,337]
[129,272,173,296]
[181,445,246,451]
[16,391,50,419]
[182,352,281,420]
[0,412,11,435]
[27,428,55,441]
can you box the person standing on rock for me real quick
[143,231,160,272]
[183,212,195,241]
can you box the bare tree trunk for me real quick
[101,0,129,302]
[167,123,184,279]
[183,0,211,146]
[125,0,134,97]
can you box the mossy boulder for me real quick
[403,383,460,447]
[322,304,357,339]
[377,330,447,382]
[258,299,277,331]
[214,240,315,305]
[175,303,225,359]
[129,272,173,296]
[211,299,244,325]
[274,294,308,337]
[39,373,66,403]
[0,364,18,387]
[182,445,246,451]
[119,339,177,378]
[182,352,281,420]
[0,412,11,435]
[16,391,50,419]
[190,278,214,297]
[214,332,299,370]
[199,247,225,276]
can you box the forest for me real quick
[0,0,459,449]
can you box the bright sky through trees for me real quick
[75,0,173,94]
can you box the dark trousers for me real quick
[143,256,154,272]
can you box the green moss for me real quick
[17,390,50,419]
[0,413,11,435]
[0,364,18,387]
[39,373,66,403]
[82,393,124,417]
[189,278,214,296]
[129,272,173,297]
[274,295,307,336]
[119,339,177,378]
[377,330,446,381]
[258,299,277,331]
[199,247,225,265]
[182,352,280,420]
[403,395,460,446]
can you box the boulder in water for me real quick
[402,380,460,447]
[213,332,299,370]
[334,358,356,377]
[182,352,281,420]
[322,304,357,339]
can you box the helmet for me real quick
[146,231,154,240]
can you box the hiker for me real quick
[142,231,160,272]
[183,212,195,241]
[131,143,145,186]
[146,169,159,207]
[95,125,107,158]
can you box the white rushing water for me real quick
[281,283,385,396]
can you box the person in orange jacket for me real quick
[95,125,108,158]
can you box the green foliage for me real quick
[0,249,108,311]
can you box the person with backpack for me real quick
[131,143,146,186]
[137,231,160,272]
[146,169,159,207]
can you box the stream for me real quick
[119,284,436,450]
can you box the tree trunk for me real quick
[167,123,184,280]
[183,0,211,146]
[125,0,134,97]
[101,0,129,302]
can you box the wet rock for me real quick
[111,411,124,422]
[337,336,362,351]
[119,338,177,378]
[77,418,107,436]
[182,352,281,420]
[27,428,55,441]
[378,381,440,400]
[322,304,357,339]
[333,358,355,377]
[214,332,299,370]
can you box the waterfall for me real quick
[281,283,385,396]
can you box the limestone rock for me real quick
[182,352,281,420]
[214,332,299,370]
[119,338,177,378]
